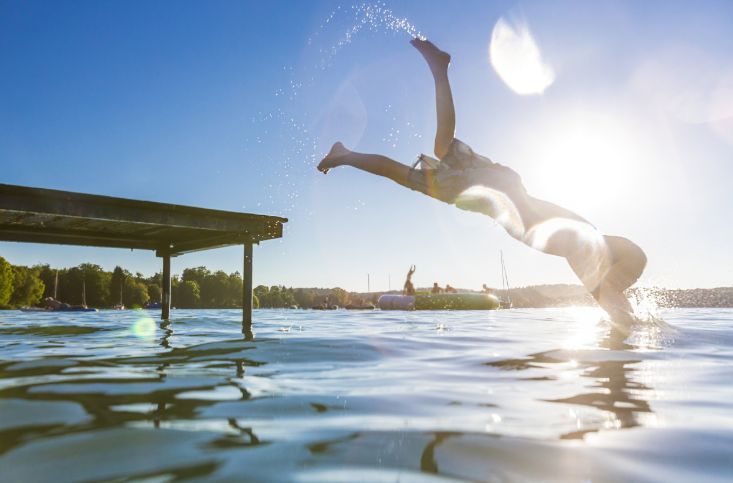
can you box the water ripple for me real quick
[0,308,731,481]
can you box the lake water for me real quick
[1,307,732,482]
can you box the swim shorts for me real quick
[406,138,507,202]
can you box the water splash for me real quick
[628,286,669,320]
[313,3,425,69]
[243,3,427,219]
[622,286,677,348]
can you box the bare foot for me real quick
[317,142,351,174]
[410,38,450,73]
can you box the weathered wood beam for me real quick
[0,184,286,237]
[156,234,266,257]
[0,228,160,251]
[162,255,171,320]
[243,243,253,335]
[1,218,280,254]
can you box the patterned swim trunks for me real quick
[406,138,519,203]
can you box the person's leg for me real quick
[603,236,647,291]
[317,142,416,190]
[411,39,455,159]
[594,285,637,332]
[591,236,647,331]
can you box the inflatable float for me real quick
[378,293,500,311]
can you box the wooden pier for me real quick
[0,184,287,333]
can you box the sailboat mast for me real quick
[500,250,512,308]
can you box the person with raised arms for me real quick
[403,265,416,296]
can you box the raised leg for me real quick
[411,39,455,159]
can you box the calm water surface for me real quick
[1,308,732,482]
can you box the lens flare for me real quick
[455,185,525,239]
[131,316,157,339]
[525,218,611,292]
[489,17,555,95]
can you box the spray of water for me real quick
[621,285,677,348]
[243,3,427,220]
[628,286,668,320]
[311,3,425,69]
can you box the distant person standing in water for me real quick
[403,265,416,296]
[317,38,646,331]
[431,283,442,294]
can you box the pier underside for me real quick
[0,183,287,333]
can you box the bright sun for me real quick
[525,114,644,212]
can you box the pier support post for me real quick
[243,243,253,335]
[162,254,171,320]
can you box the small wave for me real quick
[0,325,108,336]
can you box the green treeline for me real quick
[0,257,45,309]
[0,255,240,309]
[253,286,356,309]
[0,256,160,309]
[0,255,368,309]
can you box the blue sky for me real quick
[2,0,732,291]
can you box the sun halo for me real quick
[525,117,643,213]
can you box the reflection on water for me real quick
[1,308,732,481]
[488,328,651,440]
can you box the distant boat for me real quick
[145,302,162,309]
[19,306,98,313]
[40,275,98,312]
[53,306,98,313]
[113,285,125,310]
[19,271,98,312]
[73,279,97,312]
[311,304,339,310]
[19,307,47,312]
[25,304,99,313]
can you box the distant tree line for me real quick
[0,256,159,309]
[0,255,369,310]
[0,256,242,309]
[17,256,731,310]
[0,256,45,309]
[253,286,355,308]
